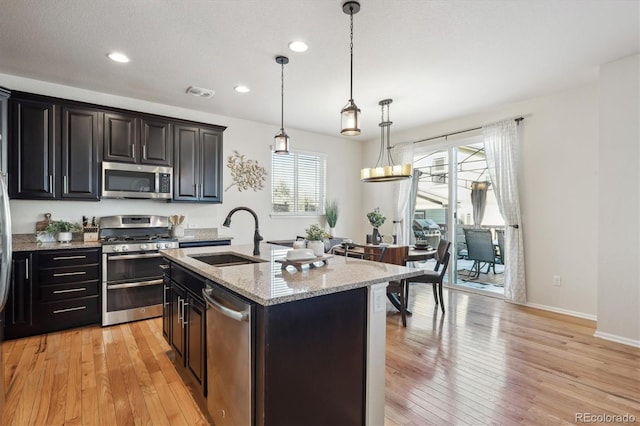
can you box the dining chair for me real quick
[462,228,496,278]
[403,239,451,317]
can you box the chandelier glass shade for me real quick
[340,1,361,136]
[274,56,290,155]
[360,99,412,182]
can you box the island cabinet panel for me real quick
[9,97,57,199]
[166,263,208,396]
[5,248,101,340]
[254,288,367,426]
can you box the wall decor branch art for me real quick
[225,150,267,192]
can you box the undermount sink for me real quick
[189,252,266,267]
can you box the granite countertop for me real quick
[12,234,101,252]
[175,227,232,242]
[161,243,424,306]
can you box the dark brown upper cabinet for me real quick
[104,113,173,166]
[9,95,101,201]
[173,124,223,203]
[9,97,57,199]
[61,106,101,200]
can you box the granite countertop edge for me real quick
[161,244,424,306]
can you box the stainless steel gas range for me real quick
[100,215,178,326]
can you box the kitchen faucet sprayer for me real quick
[223,207,263,255]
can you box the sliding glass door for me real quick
[413,139,505,296]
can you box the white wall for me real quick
[596,54,640,345]
[362,83,600,319]
[1,73,364,244]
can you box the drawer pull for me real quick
[53,306,86,314]
[53,255,87,261]
[53,287,87,294]
[53,271,87,277]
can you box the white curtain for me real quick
[391,142,415,245]
[483,120,526,303]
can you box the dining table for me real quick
[331,243,437,314]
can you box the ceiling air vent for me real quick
[186,86,215,98]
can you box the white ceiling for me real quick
[0,0,638,140]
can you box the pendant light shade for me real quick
[274,56,290,154]
[361,99,412,182]
[341,1,361,136]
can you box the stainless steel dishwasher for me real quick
[203,281,253,426]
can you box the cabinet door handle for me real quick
[63,175,68,194]
[49,175,53,193]
[131,144,135,159]
[53,255,87,261]
[53,271,87,277]
[53,287,87,294]
[53,306,86,314]
[143,144,147,159]
[182,301,189,327]
[25,258,29,280]
[177,297,183,322]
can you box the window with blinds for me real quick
[272,150,326,214]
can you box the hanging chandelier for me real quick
[274,56,290,154]
[340,1,361,136]
[361,99,412,182]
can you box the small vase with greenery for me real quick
[325,200,338,236]
[45,221,82,243]
[305,224,329,256]
[366,208,386,245]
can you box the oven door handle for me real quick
[107,253,164,261]
[107,279,163,290]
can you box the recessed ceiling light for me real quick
[186,86,215,98]
[107,52,130,63]
[234,85,250,93]
[288,41,308,53]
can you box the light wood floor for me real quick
[3,287,639,425]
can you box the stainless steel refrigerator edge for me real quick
[0,173,13,417]
[0,88,11,417]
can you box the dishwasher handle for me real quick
[203,287,250,322]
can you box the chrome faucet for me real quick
[223,206,263,255]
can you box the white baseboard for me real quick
[593,331,640,348]
[523,301,597,321]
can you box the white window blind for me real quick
[272,150,326,214]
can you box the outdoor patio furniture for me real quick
[463,228,497,277]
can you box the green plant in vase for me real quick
[44,220,82,243]
[366,208,386,245]
[305,224,329,256]
[325,200,339,236]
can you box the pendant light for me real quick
[361,99,412,182]
[274,56,290,154]
[340,1,361,136]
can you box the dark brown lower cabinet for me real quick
[166,265,207,396]
[4,248,101,340]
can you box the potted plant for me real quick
[44,220,82,243]
[366,207,386,245]
[325,200,339,236]
[305,224,329,256]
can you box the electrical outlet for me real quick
[188,223,198,229]
[553,275,562,287]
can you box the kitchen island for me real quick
[161,243,422,426]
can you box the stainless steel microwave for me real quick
[101,162,172,199]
